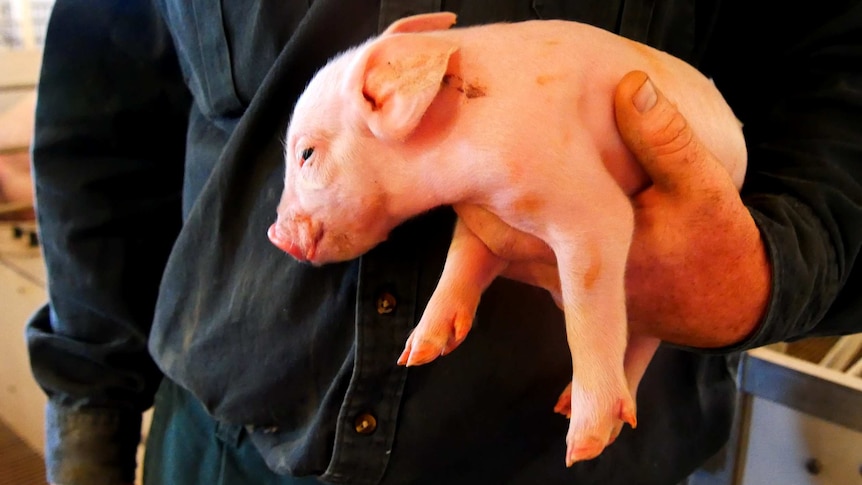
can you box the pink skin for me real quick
[268,214,320,260]
[268,12,746,465]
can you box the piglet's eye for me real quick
[300,147,315,165]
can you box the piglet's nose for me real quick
[268,223,305,261]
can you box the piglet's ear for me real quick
[382,12,457,35]
[349,34,459,141]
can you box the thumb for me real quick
[614,70,722,196]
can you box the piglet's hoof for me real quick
[560,382,637,466]
[397,309,473,366]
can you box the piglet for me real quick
[268,12,746,466]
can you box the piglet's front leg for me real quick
[398,219,507,366]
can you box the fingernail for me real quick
[633,77,657,113]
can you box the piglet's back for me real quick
[431,19,747,193]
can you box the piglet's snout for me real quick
[267,223,304,260]
[267,214,321,262]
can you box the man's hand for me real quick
[617,70,770,346]
[457,70,771,348]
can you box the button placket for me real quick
[321,251,419,485]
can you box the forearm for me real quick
[26,0,190,482]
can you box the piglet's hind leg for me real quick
[547,186,637,464]
[555,334,660,444]
[556,239,635,466]
[398,219,506,366]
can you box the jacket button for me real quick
[376,293,397,314]
[354,413,378,434]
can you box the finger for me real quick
[454,204,555,264]
[613,70,727,197]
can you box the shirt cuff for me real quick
[45,401,142,485]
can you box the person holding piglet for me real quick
[28,1,861,484]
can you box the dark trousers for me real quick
[144,379,323,485]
